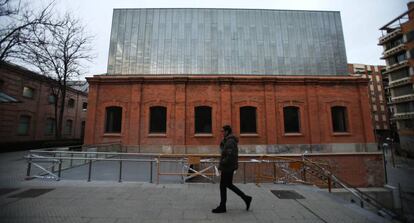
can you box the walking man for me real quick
[212,125,252,213]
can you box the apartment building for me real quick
[378,2,414,154]
[348,64,391,141]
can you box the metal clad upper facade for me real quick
[107,8,348,75]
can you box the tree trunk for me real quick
[57,85,66,139]
[53,91,59,139]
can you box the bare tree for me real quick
[0,0,56,63]
[22,13,94,139]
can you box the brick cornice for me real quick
[86,75,369,85]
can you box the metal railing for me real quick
[25,150,156,183]
[300,154,403,221]
[25,150,336,188]
[24,149,403,220]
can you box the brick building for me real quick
[379,2,414,155]
[0,62,88,150]
[84,8,376,154]
[348,64,391,142]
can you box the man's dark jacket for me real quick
[219,134,239,171]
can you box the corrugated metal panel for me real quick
[107,8,348,75]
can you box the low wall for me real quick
[229,153,385,187]
[164,153,384,187]
[124,143,378,154]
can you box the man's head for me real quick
[222,125,232,137]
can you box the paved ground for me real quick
[0,151,393,223]
[384,152,414,222]
[0,181,390,223]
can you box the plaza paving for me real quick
[0,151,392,223]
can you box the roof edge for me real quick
[112,8,341,13]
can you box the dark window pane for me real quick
[82,102,88,110]
[284,106,300,133]
[68,98,75,108]
[45,118,55,135]
[240,106,257,133]
[331,106,348,132]
[150,106,166,133]
[396,53,406,62]
[18,115,30,135]
[195,106,212,133]
[105,106,122,133]
[65,120,73,135]
[393,85,414,97]
[396,102,414,113]
[48,95,56,104]
[22,87,34,98]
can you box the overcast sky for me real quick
[32,0,412,77]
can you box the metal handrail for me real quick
[25,151,156,183]
[301,154,401,221]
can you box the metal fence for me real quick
[24,149,403,220]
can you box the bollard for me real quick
[243,162,246,184]
[26,156,32,178]
[118,160,123,183]
[156,158,160,184]
[88,159,92,182]
[70,153,74,167]
[328,176,332,193]
[52,153,56,172]
[58,159,62,180]
[150,160,153,183]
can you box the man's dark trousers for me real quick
[220,170,246,206]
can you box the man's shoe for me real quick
[212,205,226,213]
[244,196,252,211]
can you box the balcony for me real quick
[391,93,414,104]
[378,28,402,45]
[381,43,406,59]
[388,77,412,88]
[383,60,409,74]
[391,111,414,120]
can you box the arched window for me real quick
[82,102,88,111]
[240,106,257,133]
[284,106,300,133]
[18,115,31,135]
[331,106,348,132]
[65,120,73,135]
[45,118,55,135]
[195,106,212,133]
[149,106,167,133]
[68,98,75,108]
[105,106,122,133]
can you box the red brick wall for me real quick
[0,64,88,144]
[85,75,375,152]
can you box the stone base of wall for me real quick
[121,143,378,154]
[83,143,122,153]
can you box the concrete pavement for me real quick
[0,182,390,223]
